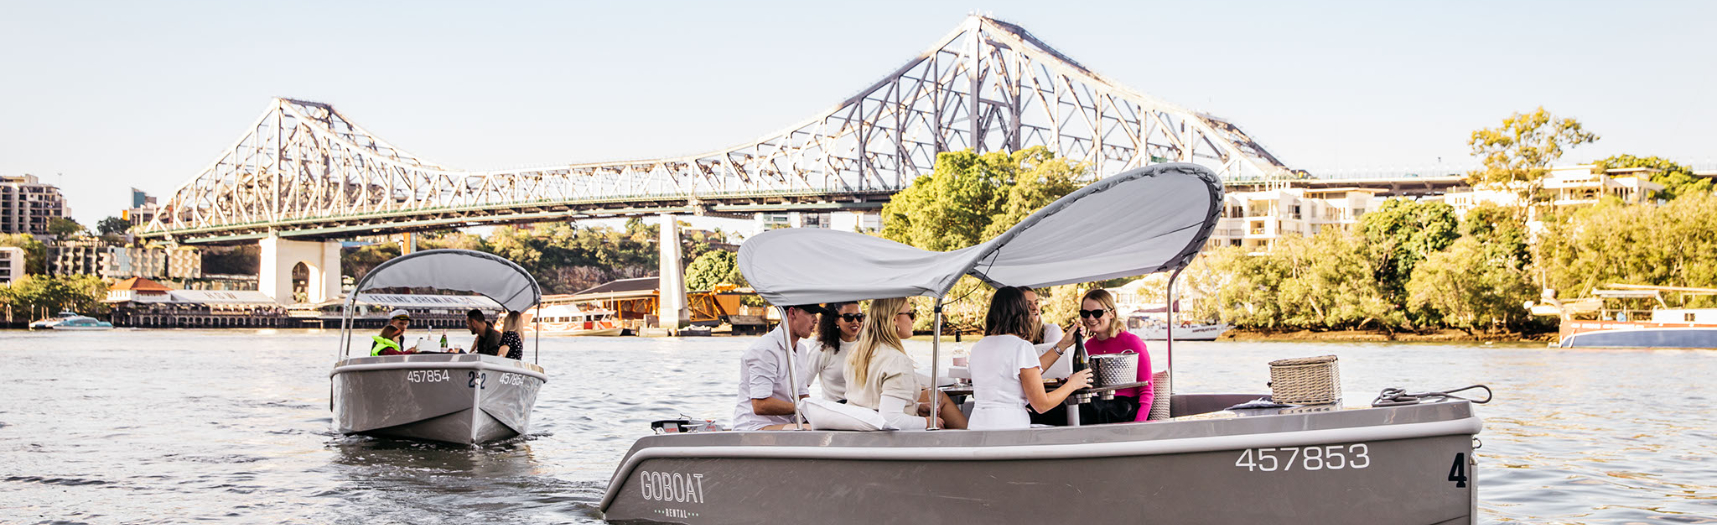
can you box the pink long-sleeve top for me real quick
[1083,330,1153,421]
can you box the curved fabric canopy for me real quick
[350,249,542,311]
[738,163,1223,305]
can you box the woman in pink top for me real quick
[1046,288,1153,423]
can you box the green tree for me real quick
[685,250,745,292]
[0,233,48,274]
[1466,107,1599,214]
[1591,154,1712,201]
[1,274,108,318]
[96,216,132,236]
[1537,191,1717,302]
[46,217,85,237]
[1407,237,1536,334]
[1357,199,1459,301]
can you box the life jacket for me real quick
[370,335,403,356]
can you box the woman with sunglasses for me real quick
[803,302,860,402]
[968,287,1094,430]
[845,298,969,430]
[1046,288,1153,424]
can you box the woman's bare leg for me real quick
[919,389,969,429]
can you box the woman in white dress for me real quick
[803,301,861,402]
[968,287,1093,430]
[845,297,969,430]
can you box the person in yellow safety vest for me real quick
[371,309,415,356]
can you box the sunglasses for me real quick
[838,313,866,322]
[1078,309,1109,319]
[897,311,918,321]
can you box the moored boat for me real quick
[330,249,548,445]
[50,315,114,331]
[1532,285,1717,348]
[28,310,83,329]
[526,303,624,336]
[599,163,1488,524]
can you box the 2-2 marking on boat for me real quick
[1234,443,1370,472]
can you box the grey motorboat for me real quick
[331,249,547,445]
[599,163,1488,524]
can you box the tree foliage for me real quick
[1198,231,1403,331]
[1356,199,1459,301]
[96,216,132,236]
[1592,154,1712,201]
[1466,107,1599,211]
[1,274,108,318]
[0,233,48,274]
[879,147,1088,330]
[46,217,85,237]
[1537,191,1717,303]
[685,250,745,292]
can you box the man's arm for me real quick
[749,397,797,416]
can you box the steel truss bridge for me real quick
[142,16,1293,244]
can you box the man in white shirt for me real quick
[732,304,826,431]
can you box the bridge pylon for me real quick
[259,235,341,305]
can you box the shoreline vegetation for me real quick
[1218,327,1552,344]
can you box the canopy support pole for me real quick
[778,306,806,429]
[533,304,542,365]
[929,301,944,431]
[338,295,356,362]
[1166,266,1185,401]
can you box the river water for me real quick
[1,330,1714,524]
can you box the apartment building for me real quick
[1445,165,1666,214]
[0,246,24,285]
[1,174,69,235]
[1206,187,1383,253]
[49,241,202,280]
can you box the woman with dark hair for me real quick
[1044,288,1153,423]
[803,301,860,402]
[967,287,1093,430]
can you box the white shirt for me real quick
[732,326,811,431]
[967,334,1041,430]
[1034,323,1064,354]
[804,339,853,401]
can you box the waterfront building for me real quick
[48,241,202,280]
[0,246,23,285]
[0,174,69,236]
[1445,165,1666,214]
[48,239,104,276]
[1205,187,1384,253]
[753,211,879,234]
[104,277,288,328]
[289,293,503,330]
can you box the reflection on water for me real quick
[0,330,1714,523]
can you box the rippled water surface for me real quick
[2,330,1714,523]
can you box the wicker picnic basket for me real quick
[1268,355,1341,404]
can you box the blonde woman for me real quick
[498,311,525,360]
[1046,288,1153,423]
[845,298,969,430]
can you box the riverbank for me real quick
[1219,327,1554,343]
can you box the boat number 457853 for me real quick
[1234,443,1370,472]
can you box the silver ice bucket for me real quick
[1089,351,1139,387]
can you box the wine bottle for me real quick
[440,329,448,350]
[1072,328,1089,373]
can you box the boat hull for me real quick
[1559,326,1717,348]
[600,401,1480,524]
[331,354,545,444]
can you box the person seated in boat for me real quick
[803,301,860,403]
[1016,286,1064,354]
[732,304,826,431]
[369,310,417,356]
[968,287,1093,430]
[466,309,504,357]
[845,298,969,430]
[497,311,525,360]
[1042,289,1153,424]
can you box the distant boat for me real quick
[31,310,111,330]
[52,315,114,331]
[1123,308,1229,341]
[1533,284,1717,348]
[525,304,624,336]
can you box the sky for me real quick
[2,0,1714,227]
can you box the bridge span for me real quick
[137,15,1303,314]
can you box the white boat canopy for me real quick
[738,163,1223,305]
[349,249,542,312]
